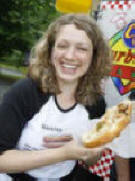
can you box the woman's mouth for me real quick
[62,64,76,69]
[61,63,77,74]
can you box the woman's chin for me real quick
[58,75,78,83]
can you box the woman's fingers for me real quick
[42,136,73,148]
[43,142,66,148]
[43,136,73,142]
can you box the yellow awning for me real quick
[56,0,92,13]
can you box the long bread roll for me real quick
[82,100,132,148]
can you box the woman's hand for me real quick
[62,139,104,164]
[43,136,104,165]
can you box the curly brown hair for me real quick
[28,13,112,105]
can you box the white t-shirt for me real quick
[17,96,96,181]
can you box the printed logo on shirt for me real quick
[41,123,63,132]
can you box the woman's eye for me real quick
[57,44,67,49]
[77,47,87,51]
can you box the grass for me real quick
[0,74,25,82]
[0,63,28,75]
[0,63,28,81]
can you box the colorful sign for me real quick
[98,0,135,95]
[110,21,135,95]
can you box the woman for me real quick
[0,14,111,181]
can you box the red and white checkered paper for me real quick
[78,149,114,178]
[101,0,135,10]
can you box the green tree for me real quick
[0,0,60,66]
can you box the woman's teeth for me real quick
[63,64,76,68]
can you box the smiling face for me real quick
[51,24,93,84]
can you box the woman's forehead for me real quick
[55,24,91,44]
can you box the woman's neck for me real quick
[56,80,78,109]
[58,79,78,97]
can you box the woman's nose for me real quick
[64,47,75,60]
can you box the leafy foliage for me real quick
[0,0,60,66]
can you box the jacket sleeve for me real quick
[0,78,36,154]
